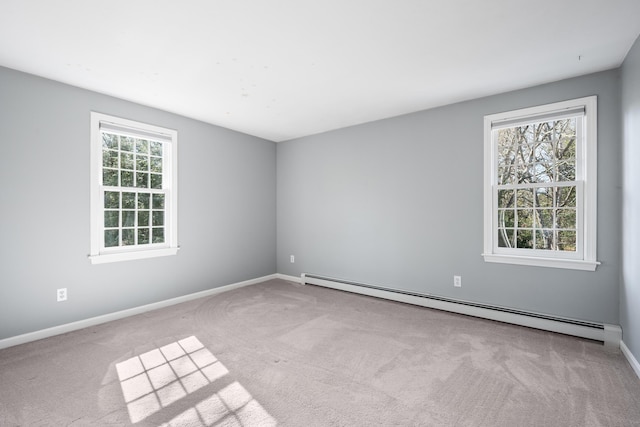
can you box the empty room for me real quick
[2,1,640,425]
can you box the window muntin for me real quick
[483,97,598,270]
[90,113,178,264]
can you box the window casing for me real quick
[90,112,178,264]
[483,97,598,271]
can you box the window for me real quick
[90,112,178,264]
[483,96,598,271]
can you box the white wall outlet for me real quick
[453,276,462,288]
[290,255,295,263]
[57,288,67,302]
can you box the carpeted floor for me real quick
[1,279,639,426]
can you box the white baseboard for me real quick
[3,272,628,357]
[275,273,302,283]
[0,274,278,350]
[301,273,621,346]
[621,340,640,379]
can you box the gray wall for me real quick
[0,66,277,340]
[621,35,640,359]
[0,55,632,350]
[277,70,621,324]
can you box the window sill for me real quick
[482,253,599,271]
[89,247,179,264]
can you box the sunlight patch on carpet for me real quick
[115,336,276,425]
[162,382,277,427]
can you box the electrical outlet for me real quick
[290,255,295,263]
[453,276,462,288]
[57,288,67,302]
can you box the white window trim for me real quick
[482,96,599,271]
[89,112,179,264]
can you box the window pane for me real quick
[122,210,135,227]
[150,173,162,189]
[496,129,515,164]
[556,209,576,230]
[136,172,149,188]
[558,187,576,208]
[103,150,119,168]
[121,171,134,187]
[536,188,554,207]
[104,211,119,228]
[150,157,162,173]
[136,155,149,172]
[152,227,165,243]
[557,135,576,154]
[517,163,550,184]
[498,209,514,227]
[150,141,163,156]
[152,211,164,226]
[105,191,120,209]
[136,139,148,154]
[497,166,515,185]
[536,209,553,228]
[103,169,118,186]
[516,229,533,249]
[121,137,134,152]
[122,192,136,209]
[498,189,514,208]
[516,161,532,183]
[529,163,552,183]
[122,229,135,246]
[153,194,165,209]
[556,122,576,151]
[557,158,576,181]
[138,228,150,245]
[105,229,119,247]
[137,193,150,209]
[121,152,134,170]
[533,141,553,163]
[517,209,533,227]
[522,125,534,143]
[534,122,553,142]
[557,231,576,251]
[535,230,554,250]
[102,133,118,149]
[497,228,514,248]
[516,189,533,208]
[138,210,149,226]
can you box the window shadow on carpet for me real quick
[115,336,276,426]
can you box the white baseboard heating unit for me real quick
[301,273,621,348]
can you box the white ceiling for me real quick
[1,1,639,142]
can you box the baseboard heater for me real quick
[301,273,621,348]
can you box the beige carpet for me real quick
[1,279,639,426]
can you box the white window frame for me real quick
[89,112,178,264]
[482,96,599,271]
